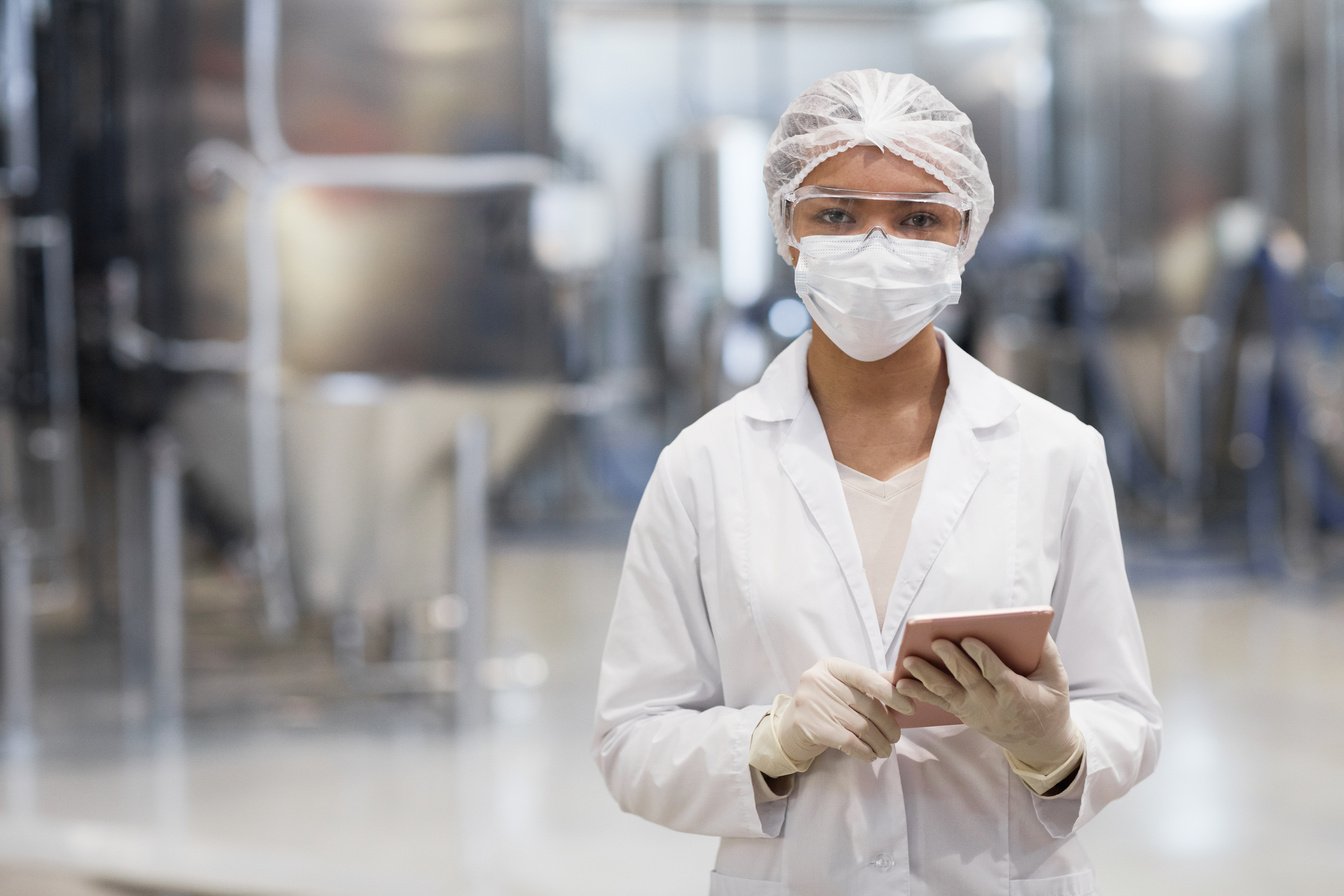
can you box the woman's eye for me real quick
[818,208,853,225]
[903,211,940,229]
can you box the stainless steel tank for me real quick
[116,0,581,641]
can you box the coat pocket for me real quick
[709,870,787,895]
[1009,868,1095,896]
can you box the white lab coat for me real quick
[593,330,1161,896]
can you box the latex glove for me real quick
[772,657,915,770]
[894,634,1080,773]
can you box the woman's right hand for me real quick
[774,658,915,766]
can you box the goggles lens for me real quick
[786,186,968,248]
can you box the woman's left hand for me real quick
[894,634,1079,772]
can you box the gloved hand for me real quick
[771,658,915,770]
[894,634,1080,774]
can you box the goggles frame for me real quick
[784,186,971,250]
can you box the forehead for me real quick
[800,145,951,194]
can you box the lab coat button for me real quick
[872,854,895,871]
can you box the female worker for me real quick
[593,70,1161,895]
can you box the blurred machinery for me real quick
[1,0,617,747]
[557,0,1344,572]
[971,0,1344,575]
[654,117,790,417]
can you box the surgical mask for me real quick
[793,230,961,362]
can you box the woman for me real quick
[593,70,1161,895]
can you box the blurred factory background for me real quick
[1,0,1343,893]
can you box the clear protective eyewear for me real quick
[785,186,971,249]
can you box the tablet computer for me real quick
[892,605,1055,728]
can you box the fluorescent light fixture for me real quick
[713,119,774,308]
[925,0,1048,45]
[1147,36,1211,80]
[1142,0,1265,26]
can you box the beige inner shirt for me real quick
[836,458,928,627]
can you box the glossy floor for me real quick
[2,541,1342,895]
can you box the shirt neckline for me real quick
[836,457,929,500]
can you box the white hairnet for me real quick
[763,70,995,266]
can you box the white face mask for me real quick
[793,230,961,362]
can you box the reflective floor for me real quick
[2,538,1343,894]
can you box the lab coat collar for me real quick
[738,331,812,423]
[740,328,1020,430]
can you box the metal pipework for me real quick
[14,216,85,575]
[117,434,151,709]
[2,523,34,755]
[2,0,40,196]
[148,431,184,731]
[1304,0,1344,261]
[116,430,185,731]
[453,414,491,729]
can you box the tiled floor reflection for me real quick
[2,541,1343,894]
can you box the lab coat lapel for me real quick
[778,397,883,664]
[880,396,989,648]
[880,332,1016,650]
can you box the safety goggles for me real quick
[784,186,971,249]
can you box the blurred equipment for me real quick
[964,0,1344,576]
[166,0,613,697]
[1,0,613,756]
[2,0,89,755]
[656,117,781,418]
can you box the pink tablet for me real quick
[892,606,1055,728]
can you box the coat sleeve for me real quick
[1031,426,1163,837]
[592,441,782,838]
